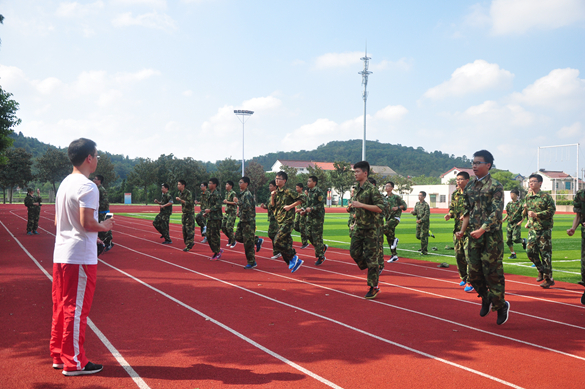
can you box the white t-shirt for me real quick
[53,173,99,265]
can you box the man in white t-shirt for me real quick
[50,138,114,376]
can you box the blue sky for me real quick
[1,0,584,176]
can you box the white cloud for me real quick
[315,52,363,69]
[110,0,167,8]
[463,3,491,28]
[112,11,177,30]
[370,58,413,72]
[114,69,161,83]
[558,122,582,138]
[422,60,514,100]
[374,105,408,121]
[242,96,282,111]
[56,1,105,18]
[490,0,585,35]
[182,90,193,97]
[462,100,535,126]
[34,77,63,95]
[511,68,585,111]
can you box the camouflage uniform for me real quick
[347,189,356,238]
[267,205,280,256]
[463,174,506,311]
[24,193,42,233]
[273,187,304,266]
[222,189,237,244]
[505,199,524,247]
[196,190,209,236]
[523,191,556,279]
[153,192,173,241]
[294,197,309,246]
[97,184,112,246]
[306,186,326,259]
[235,188,260,265]
[384,193,407,257]
[375,197,386,269]
[179,188,195,249]
[572,190,585,284]
[349,180,385,287]
[206,188,223,255]
[449,189,470,282]
[412,201,430,254]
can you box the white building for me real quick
[405,184,456,209]
[440,167,475,184]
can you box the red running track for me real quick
[1,204,584,389]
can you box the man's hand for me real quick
[567,228,576,236]
[223,199,228,204]
[205,209,210,214]
[101,218,115,230]
[233,197,239,204]
[260,203,266,209]
[306,207,312,213]
[154,199,160,204]
[525,222,530,229]
[352,201,364,209]
[392,206,398,211]
[175,197,181,202]
[284,205,293,212]
[295,208,302,214]
[528,211,537,218]
[444,214,451,221]
[271,190,276,197]
[455,231,464,240]
[470,227,485,239]
[516,221,522,226]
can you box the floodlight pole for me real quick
[234,110,254,176]
[358,46,372,161]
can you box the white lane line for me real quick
[110,242,526,389]
[0,219,150,389]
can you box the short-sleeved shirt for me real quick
[273,187,304,224]
[238,189,256,222]
[225,189,237,215]
[352,180,384,230]
[523,191,555,231]
[463,174,504,233]
[159,192,173,216]
[179,189,194,214]
[53,173,99,265]
[207,188,223,221]
[505,200,524,224]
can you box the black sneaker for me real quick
[160,235,164,238]
[480,297,492,317]
[581,291,585,305]
[162,240,172,244]
[62,361,103,376]
[522,238,527,250]
[300,243,309,249]
[256,238,263,252]
[315,256,325,266]
[183,245,193,252]
[323,244,328,254]
[104,242,114,253]
[365,286,380,299]
[496,301,510,325]
[97,242,105,257]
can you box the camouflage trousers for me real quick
[181,213,195,248]
[207,219,222,254]
[384,218,400,256]
[506,222,523,248]
[416,222,429,254]
[274,221,296,265]
[350,227,380,287]
[454,234,469,282]
[376,225,384,270]
[468,229,506,311]
[581,226,585,283]
[195,211,207,236]
[27,209,40,233]
[306,217,325,258]
[235,220,259,265]
[294,213,308,245]
[221,212,236,244]
[153,213,170,241]
[526,229,553,278]
[98,213,113,246]
[268,219,279,255]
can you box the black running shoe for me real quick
[256,238,263,252]
[522,238,527,250]
[496,301,510,325]
[315,256,325,266]
[480,297,492,317]
[62,361,103,376]
[365,286,380,299]
[581,291,585,305]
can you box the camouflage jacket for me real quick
[573,189,585,226]
[199,191,209,212]
[179,189,194,214]
[385,193,406,221]
[225,189,237,215]
[266,205,276,222]
[352,180,384,230]
[237,188,256,222]
[306,186,325,220]
[523,191,555,231]
[463,174,504,233]
[97,184,109,214]
[347,189,356,227]
[159,192,173,216]
[412,201,430,223]
[505,200,524,224]
[24,194,41,210]
[273,187,304,224]
[207,189,223,221]
[449,190,466,232]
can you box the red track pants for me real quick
[50,263,97,371]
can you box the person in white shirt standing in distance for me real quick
[51,138,114,376]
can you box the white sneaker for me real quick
[230,241,237,249]
[391,238,399,250]
[271,253,282,259]
[386,255,399,263]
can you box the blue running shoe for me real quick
[459,280,466,286]
[531,263,536,267]
[291,258,303,273]
[256,238,263,252]
[288,255,298,269]
[244,262,257,269]
[464,283,474,293]
[27,232,32,235]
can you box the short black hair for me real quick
[367,177,377,186]
[241,176,250,185]
[353,161,370,176]
[419,191,427,198]
[27,187,33,193]
[276,171,288,181]
[296,183,304,189]
[68,138,96,167]
[473,150,494,169]
[457,171,470,180]
[201,182,208,188]
[308,175,318,184]
[95,174,104,184]
[268,180,276,187]
[226,180,234,187]
[511,188,519,195]
[162,183,170,189]
[385,181,395,188]
[209,177,219,186]
[529,173,543,183]
[178,179,186,186]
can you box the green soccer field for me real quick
[120,211,583,284]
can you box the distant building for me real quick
[440,167,475,184]
[370,165,398,179]
[408,184,456,209]
[270,160,338,173]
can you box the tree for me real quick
[127,158,156,205]
[393,175,413,196]
[91,151,118,187]
[491,169,524,191]
[329,161,354,205]
[0,86,22,165]
[279,164,299,190]
[34,148,72,194]
[245,160,267,197]
[306,165,330,190]
[0,148,33,203]
[412,175,441,185]
[216,158,241,192]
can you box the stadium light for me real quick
[358,45,372,161]
[234,110,254,176]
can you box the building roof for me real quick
[371,165,397,177]
[276,160,339,171]
[440,167,475,178]
[537,170,572,179]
